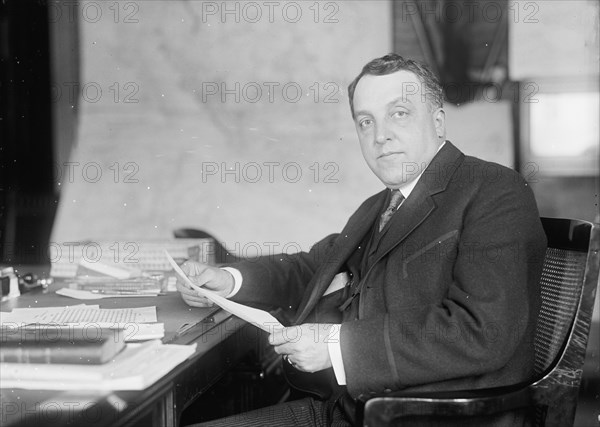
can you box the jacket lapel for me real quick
[294,190,387,323]
[372,189,435,259]
[370,142,464,263]
[294,142,465,323]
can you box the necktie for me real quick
[379,190,404,232]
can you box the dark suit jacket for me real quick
[229,141,547,401]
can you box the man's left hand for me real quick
[269,323,336,373]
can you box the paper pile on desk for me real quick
[50,239,214,278]
[0,340,196,390]
[0,305,164,341]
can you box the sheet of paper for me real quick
[0,340,196,390]
[79,259,140,279]
[10,304,99,312]
[0,321,164,342]
[1,305,157,325]
[56,288,159,300]
[129,322,164,340]
[164,251,284,333]
[114,322,164,341]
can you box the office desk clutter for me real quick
[0,338,196,391]
[48,238,214,299]
[0,267,48,301]
[0,325,126,364]
[49,239,214,279]
[1,304,161,338]
[0,245,210,392]
[0,303,194,391]
[0,267,20,300]
[57,276,166,299]
[0,240,279,424]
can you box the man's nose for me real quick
[375,123,391,144]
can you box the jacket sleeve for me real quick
[226,233,339,314]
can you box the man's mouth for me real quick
[378,151,403,159]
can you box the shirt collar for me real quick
[393,140,446,199]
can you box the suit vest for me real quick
[308,191,394,324]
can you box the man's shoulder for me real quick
[459,154,526,187]
[424,142,527,193]
[452,154,538,215]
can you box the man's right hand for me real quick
[176,261,235,307]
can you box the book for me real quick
[0,326,126,364]
[0,340,196,390]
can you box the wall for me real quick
[52,0,598,254]
[510,0,599,223]
[51,1,392,253]
[51,0,513,253]
[510,0,598,78]
[511,4,599,426]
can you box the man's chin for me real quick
[378,177,408,189]
[378,171,424,188]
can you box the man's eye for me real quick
[359,119,373,129]
[392,111,407,118]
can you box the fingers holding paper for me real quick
[176,261,234,308]
[176,279,212,307]
[269,323,335,373]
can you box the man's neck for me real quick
[392,140,446,199]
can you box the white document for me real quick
[1,305,157,324]
[1,306,164,342]
[0,340,195,390]
[78,259,140,279]
[165,251,284,333]
[56,288,160,300]
[123,322,165,341]
[10,304,99,311]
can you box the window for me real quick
[520,78,599,176]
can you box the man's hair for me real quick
[347,53,444,118]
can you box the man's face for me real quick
[352,70,445,189]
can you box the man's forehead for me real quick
[356,71,422,92]
[354,70,426,108]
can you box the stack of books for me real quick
[0,326,196,390]
[0,325,126,364]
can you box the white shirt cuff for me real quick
[220,267,243,298]
[327,324,347,385]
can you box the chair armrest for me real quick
[357,383,534,426]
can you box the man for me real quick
[178,54,547,426]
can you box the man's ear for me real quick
[432,108,446,139]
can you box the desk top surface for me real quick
[0,280,219,344]
[0,280,255,427]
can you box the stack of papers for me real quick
[0,340,196,390]
[50,239,215,278]
[0,305,164,341]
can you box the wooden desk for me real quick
[0,281,276,426]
